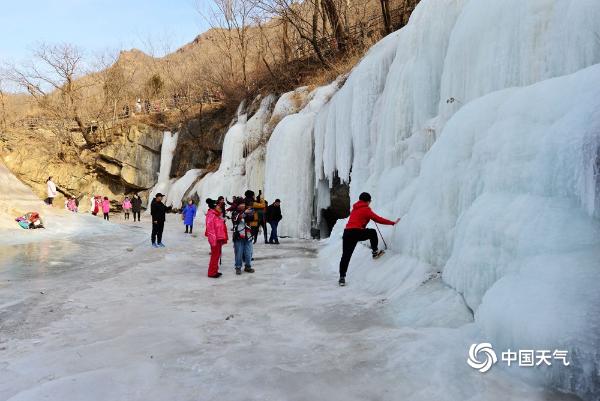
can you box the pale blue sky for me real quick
[0,0,209,62]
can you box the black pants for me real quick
[251,226,259,244]
[339,228,378,278]
[185,224,193,233]
[133,211,140,221]
[103,213,109,220]
[152,220,164,244]
[124,212,130,220]
[259,220,268,243]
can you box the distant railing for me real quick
[9,91,224,131]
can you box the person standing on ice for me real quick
[46,177,57,206]
[255,193,269,244]
[131,194,142,222]
[150,193,171,248]
[205,198,228,278]
[266,199,282,244]
[338,192,400,287]
[122,196,132,220]
[217,196,226,218]
[231,200,255,275]
[102,196,111,220]
[182,199,197,234]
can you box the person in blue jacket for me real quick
[182,199,197,234]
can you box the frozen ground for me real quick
[0,217,580,401]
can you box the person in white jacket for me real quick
[46,177,57,206]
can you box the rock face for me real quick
[0,123,163,209]
[97,125,162,189]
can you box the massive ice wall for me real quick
[311,0,600,398]
[264,81,341,238]
[190,88,311,212]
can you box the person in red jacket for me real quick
[338,192,399,286]
[205,198,228,278]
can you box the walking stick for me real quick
[374,222,388,250]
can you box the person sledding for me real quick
[338,192,400,287]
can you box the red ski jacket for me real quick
[345,200,395,229]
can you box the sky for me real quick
[0,0,209,63]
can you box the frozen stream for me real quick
[0,219,579,401]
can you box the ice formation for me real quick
[164,169,203,209]
[189,88,311,213]
[148,131,179,203]
[264,81,342,238]
[311,0,600,398]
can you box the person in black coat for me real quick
[151,193,171,248]
[266,199,282,244]
[131,194,143,222]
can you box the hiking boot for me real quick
[372,250,385,259]
[235,268,242,275]
[339,277,346,286]
[244,267,255,273]
[158,243,166,248]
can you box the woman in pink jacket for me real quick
[205,198,228,278]
[102,196,111,221]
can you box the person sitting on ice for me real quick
[338,192,400,287]
[182,199,197,234]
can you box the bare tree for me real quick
[199,0,260,95]
[380,0,392,34]
[0,80,6,130]
[3,43,93,145]
[91,50,137,123]
[257,0,331,68]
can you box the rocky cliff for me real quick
[0,123,163,208]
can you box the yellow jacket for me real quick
[249,200,266,227]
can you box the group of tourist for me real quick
[148,189,283,279]
[46,177,398,286]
